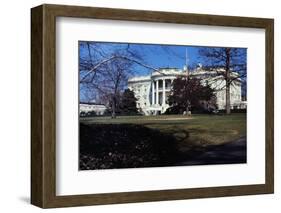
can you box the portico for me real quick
[149,76,176,114]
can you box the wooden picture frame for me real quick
[31,4,274,208]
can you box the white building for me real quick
[128,66,246,115]
[79,103,107,116]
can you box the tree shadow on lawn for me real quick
[175,137,246,166]
[79,123,246,170]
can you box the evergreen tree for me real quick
[120,89,138,115]
[168,77,215,114]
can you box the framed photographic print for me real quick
[31,4,274,208]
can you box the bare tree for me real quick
[79,42,163,118]
[199,47,246,114]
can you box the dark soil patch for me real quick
[79,123,178,170]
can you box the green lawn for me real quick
[80,114,246,150]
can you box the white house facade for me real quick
[128,66,246,115]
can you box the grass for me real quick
[81,113,246,149]
[80,114,246,169]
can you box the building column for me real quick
[162,79,166,106]
[170,79,173,92]
[147,85,150,106]
[152,81,155,105]
[156,80,159,105]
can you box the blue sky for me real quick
[79,42,247,102]
[79,42,208,77]
[123,44,200,75]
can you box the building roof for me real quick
[128,75,151,83]
[151,68,185,77]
